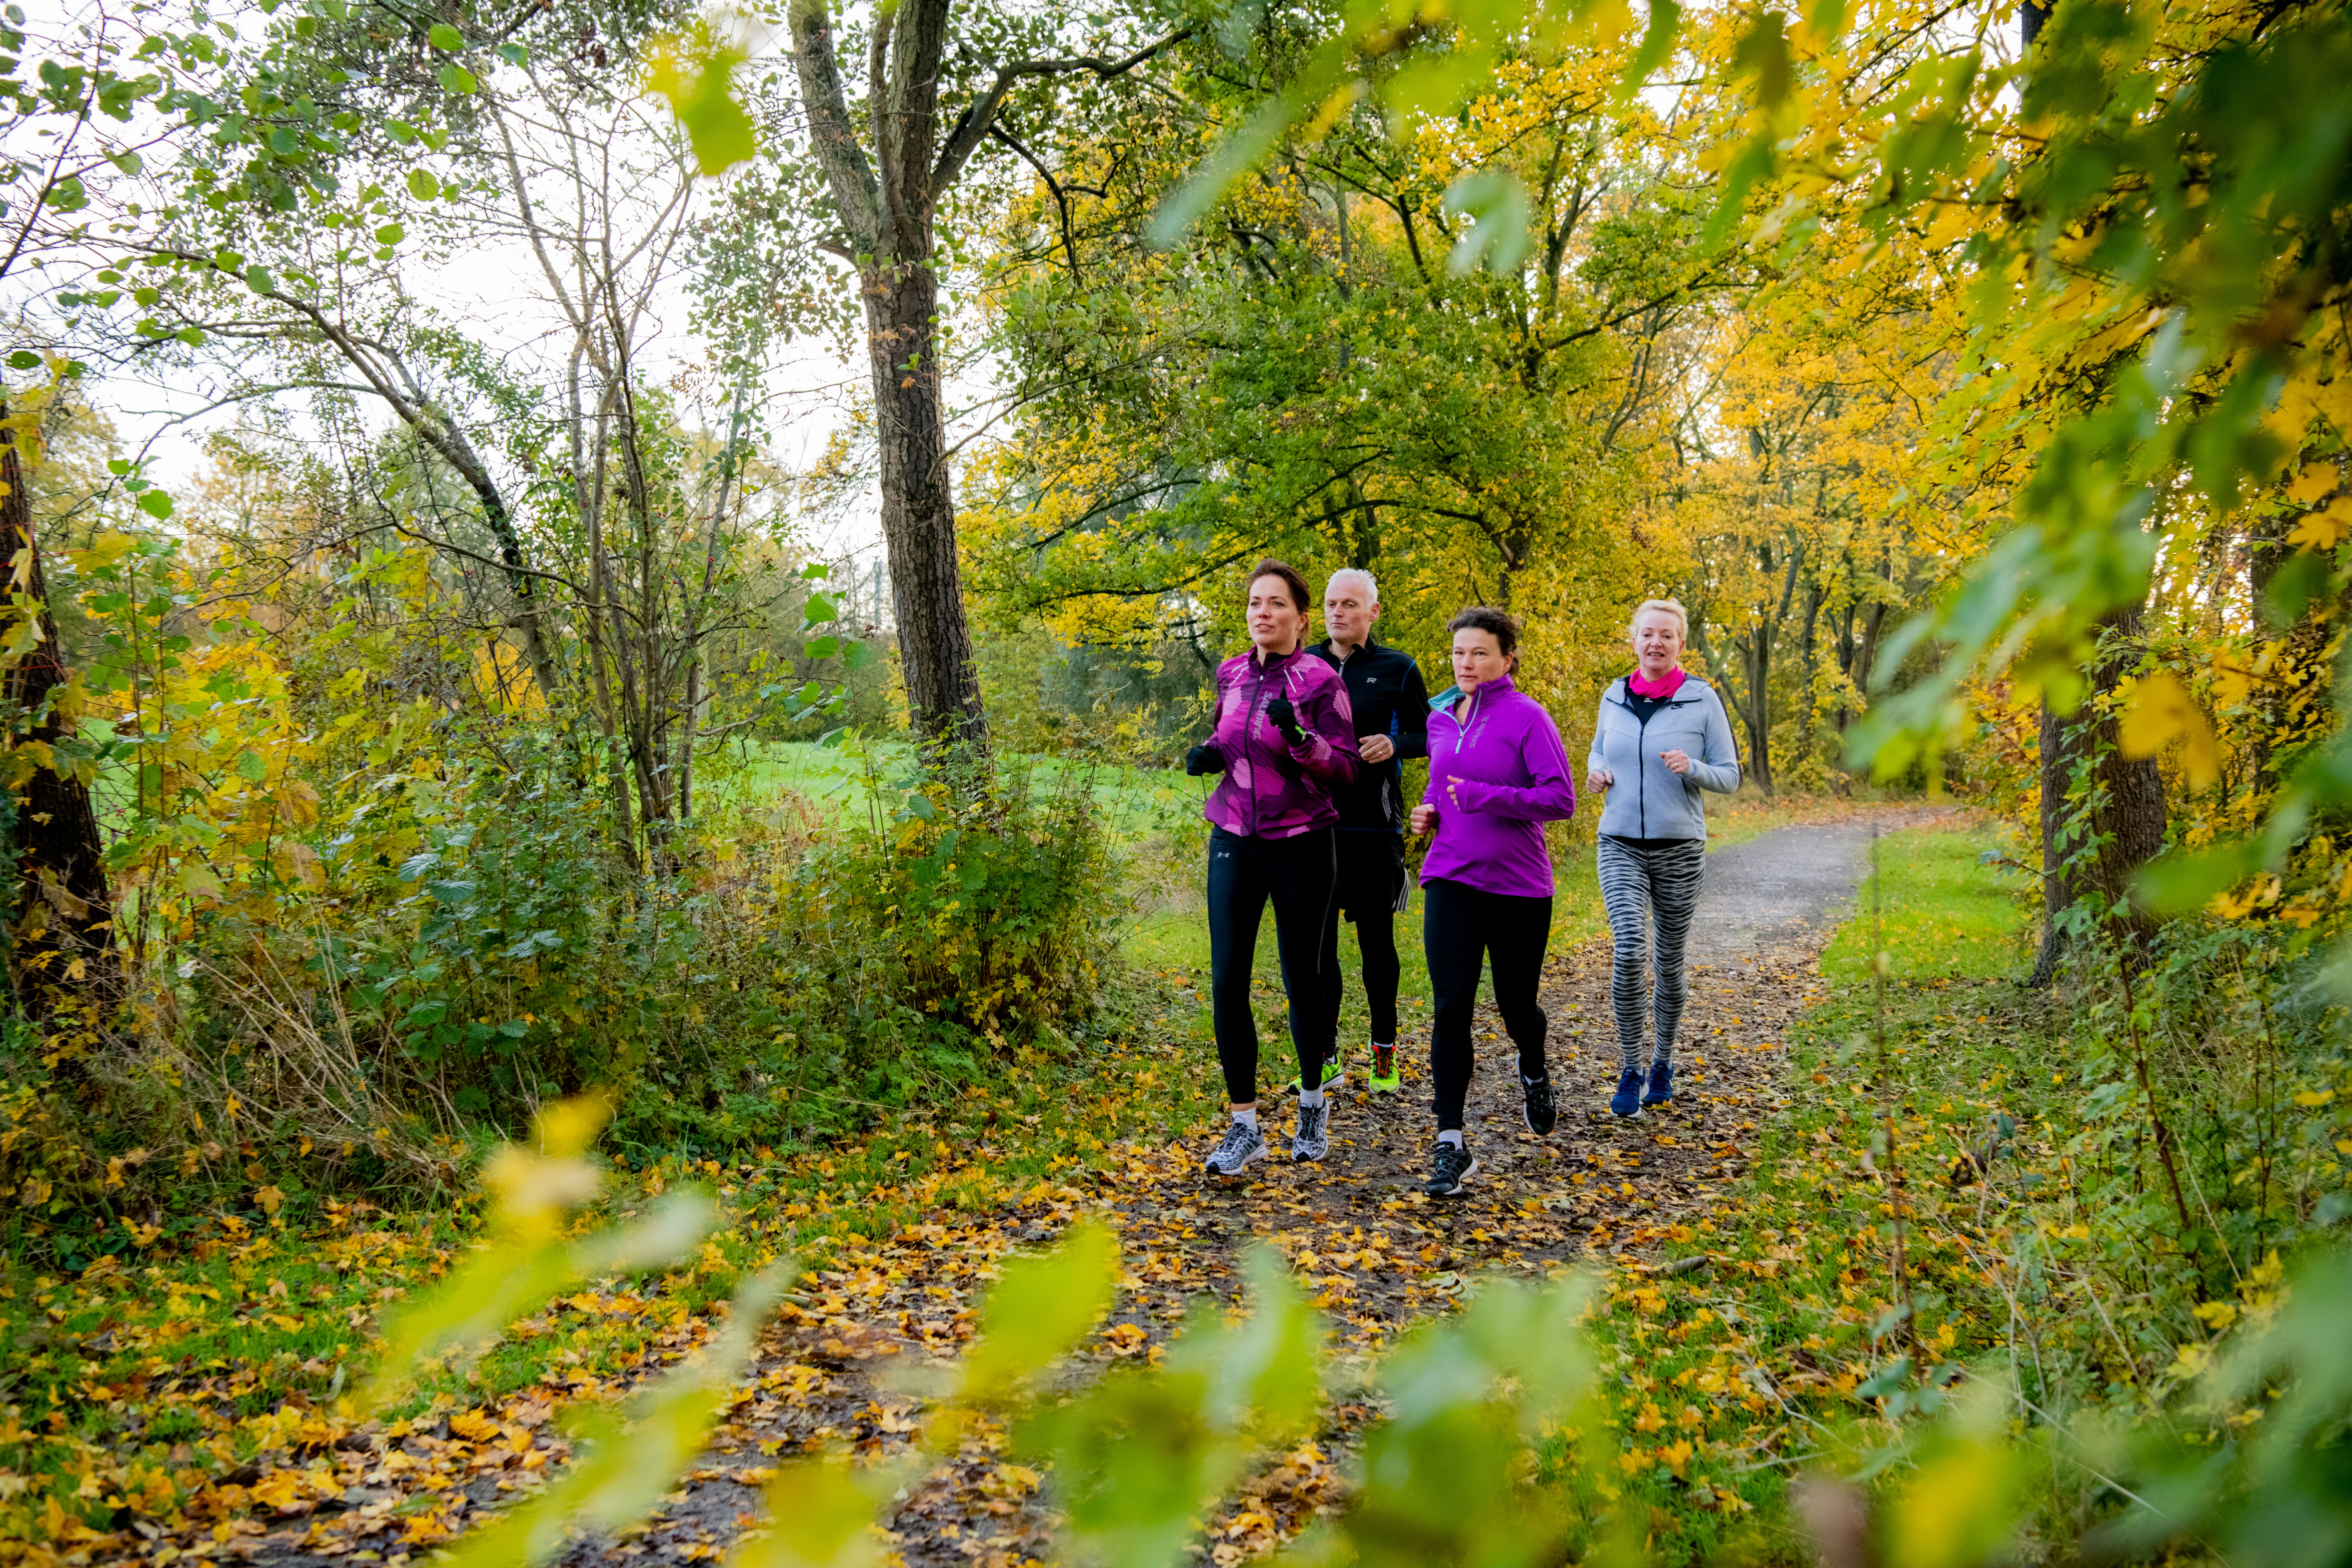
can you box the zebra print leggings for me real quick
[1597,835,1707,1074]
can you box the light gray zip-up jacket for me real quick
[1586,674,1742,840]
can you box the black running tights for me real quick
[1423,876,1552,1132]
[1320,907,1400,1047]
[1206,826,1338,1104]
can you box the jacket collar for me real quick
[1248,642,1307,672]
[1609,673,1705,706]
[1432,672,1516,712]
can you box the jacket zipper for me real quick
[1249,658,1270,838]
[1612,685,1704,837]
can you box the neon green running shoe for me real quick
[1286,1051,1345,1095]
[1368,1045,1402,1094]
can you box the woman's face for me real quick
[1450,628,1511,693]
[1247,575,1307,654]
[1633,610,1684,674]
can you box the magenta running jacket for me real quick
[1418,674,1578,898]
[1201,645,1359,838]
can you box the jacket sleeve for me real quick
[1587,689,1612,775]
[1449,707,1578,823]
[1288,671,1359,787]
[1688,685,1743,794]
[1393,659,1432,761]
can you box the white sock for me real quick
[1373,1041,1394,1052]
[1300,1088,1327,1110]
[1438,1130,1464,1148]
[1233,1107,1258,1130]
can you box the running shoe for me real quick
[1292,1100,1329,1162]
[1521,1069,1558,1135]
[1641,1060,1675,1109]
[1609,1069,1645,1119]
[1285,1050,1345,1095]
[1368,1045,1401,1095]
[1203,1120,1266,1176]
[1425,1140,1479,1196]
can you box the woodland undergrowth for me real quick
[1,823,2346,1567]
[0,731,1131,1276]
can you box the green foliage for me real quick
[1024,1246,1324,1567]
[645,23,758,176]
[365,1074,2352,1568]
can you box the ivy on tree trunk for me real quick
[0,409,118,1023]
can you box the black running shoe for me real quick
[1522,1070,1558,1135]
[1424,1140,1479,1197]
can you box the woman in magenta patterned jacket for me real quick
[1185,559,1359,1177]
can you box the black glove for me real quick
[1265,696,1302,741]
[1185,743,1224,777]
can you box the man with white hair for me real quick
[1302,566,1430,1098]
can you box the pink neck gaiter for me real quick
[1629,666,1687,699]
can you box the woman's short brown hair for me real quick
[1245,558,1313,615]
[1446,605,1520,657]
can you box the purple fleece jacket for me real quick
[1418,674,1577,898]
[1201,645,1359,838]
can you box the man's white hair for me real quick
[1325,566,1379,604]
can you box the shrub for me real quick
[0,743,1125,1259]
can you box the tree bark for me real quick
[865,256,986,752]
[1744,631,1774,794]
[2029,609,2168,985]
[0,410,119,1021]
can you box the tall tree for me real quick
[778,0,1186,756]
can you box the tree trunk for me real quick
[1797,579,1822,771]
[0,411,119,1022]
[2029,609,2169,985]
[791,0,992,764]
[1742,633,1774,794]
[863,258,987,754]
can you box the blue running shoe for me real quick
[1642,1061,1675,1109]
[1609,1069,1644,1119]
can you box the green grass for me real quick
[1564,815,2043,1559]
[1819,818,2033,985]
[704,739,1200,846]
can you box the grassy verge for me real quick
[1567,816,2039,1563]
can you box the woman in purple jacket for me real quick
[1406,607,1577,1196]
[1185,560,1360,1176]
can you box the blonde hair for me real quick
[1629,598,1689,641]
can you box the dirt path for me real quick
[267,810,1948,1568]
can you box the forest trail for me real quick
[264,808,1956,1568]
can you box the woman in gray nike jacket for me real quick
[1584,599,1741,1119]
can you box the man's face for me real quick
[1324,581,1379,645]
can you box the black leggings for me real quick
[1207,826,1338,1104]
[1320,834,1403,1046]
[1320,909,1400,1046]
[1423,876,1551,1132]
